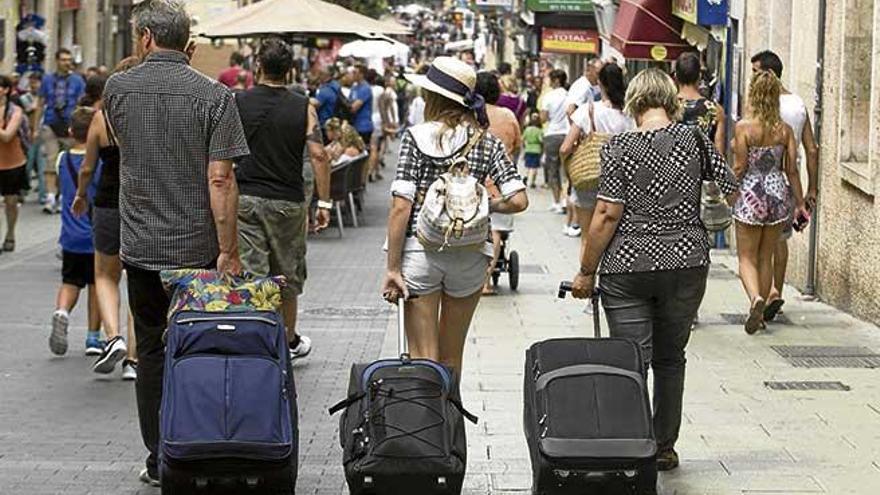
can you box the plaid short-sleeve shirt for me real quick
[104,51,249,271]
[391,123,525,237]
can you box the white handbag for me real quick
[416,131,490,251]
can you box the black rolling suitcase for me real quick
[329,298,478,494]
[522,284,657,495]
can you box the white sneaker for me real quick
[565,225,582,238]
[289,334,312,360]
[122,359,138,381]
[548,203,561,212]
[139,468,160,487]
[49,310,69,356]
[93,336,128,374]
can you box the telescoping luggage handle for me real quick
[558,282,601,338]
[397,296,409,360]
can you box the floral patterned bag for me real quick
[160,269,285,317]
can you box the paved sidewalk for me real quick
[462,188,880,494]
[0,170,396,494]
[4,167,880,494]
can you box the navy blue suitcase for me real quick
[159,310,297,494]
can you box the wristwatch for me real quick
[316,200,333,210]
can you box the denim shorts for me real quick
[402,248,490,298]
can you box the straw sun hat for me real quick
[405,56,488,126]
[405,56,477,107]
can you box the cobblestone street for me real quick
[2,168,880,495]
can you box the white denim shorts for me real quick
[402,248,491,298]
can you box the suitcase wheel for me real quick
[437,476,447,488]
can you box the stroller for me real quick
[489,213,520,291]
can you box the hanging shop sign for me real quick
[671,0,728,26]
[474,0,514,9]
[60,0,81,11]
[526,0,592,13]
[541,28,600,54]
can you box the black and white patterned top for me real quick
[104,51,250,271]
[597,123,737,275]
[391,123,525,244]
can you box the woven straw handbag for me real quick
[565,104,609,191]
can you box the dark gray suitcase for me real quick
[522,286,657,494]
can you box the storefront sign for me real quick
[650,45,668,60]
[526,0,592,13]
[60,0,81,11]
[541,28,599,54]
[474,0,514,8]
[672,0,728,26]
[671,0,697,24]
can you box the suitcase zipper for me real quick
[175,315,278,326]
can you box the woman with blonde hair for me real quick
[382,56,528,375]
[324,117,366,162]
[732,70,807,334]
[570,68,737,471]
[496,74,526,123]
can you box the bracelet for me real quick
[579,265,595,277]
[316,200,333,210]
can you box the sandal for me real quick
[764,299,785,322]
[745,297,765,335]
[2,239,14,252]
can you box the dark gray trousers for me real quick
[599,266,709,451]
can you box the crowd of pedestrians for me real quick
[0,0,825,487]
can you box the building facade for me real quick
[1,0,133,75]
[742,0,880,325]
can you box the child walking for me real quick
[49,107,103,357]
[522,112,543,188]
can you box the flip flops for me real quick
[745,298,765,335]
[764,299,785,322]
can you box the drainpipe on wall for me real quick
[805,0,827,296]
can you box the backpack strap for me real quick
[448,127,485,175]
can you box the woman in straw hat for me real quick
[382,56,529,376]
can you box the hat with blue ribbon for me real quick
[405,56,489,128]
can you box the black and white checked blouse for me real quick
[597,123,738,275]
[391,123,525,239]
[104,51,250,271]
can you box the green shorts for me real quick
[238,195,308,296]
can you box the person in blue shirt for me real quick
[49,107,103,359]
[349,64,374,145]
[312,68,340,131]
[34,48,86,214]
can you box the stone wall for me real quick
[813,0,880,324]
[742,0,880,325]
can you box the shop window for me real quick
[838,0,875,195]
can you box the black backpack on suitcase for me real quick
[329,299,478,494]
[523,286,657,495]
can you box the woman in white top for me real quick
[560,63,635,248]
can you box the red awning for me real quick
[611,0,690,61]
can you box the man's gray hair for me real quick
[132,0,191,51]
